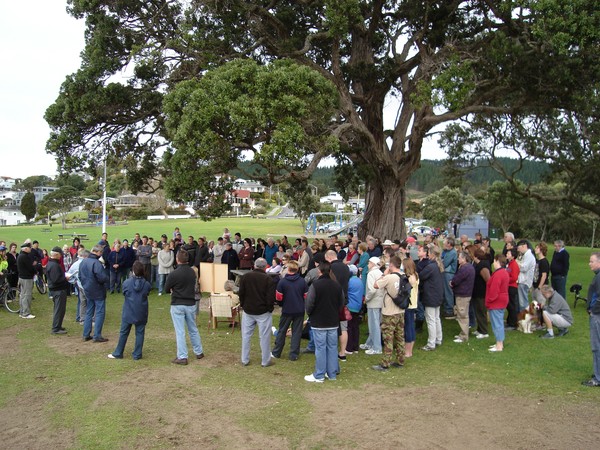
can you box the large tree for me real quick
[40,186,81,229]
[45,1,600,238]
[20,192,36,221]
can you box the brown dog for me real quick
[517,301,541,334]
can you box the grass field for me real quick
[1,220,599,449]
[0,217,306,251]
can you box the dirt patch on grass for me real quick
[95,368,288,449]
[2,365,599,449]
[304,384,600,449]
[1,391,76,450]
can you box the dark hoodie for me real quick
[121,275,151,324]
[276,272,308,315]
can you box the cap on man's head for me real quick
[406,236,416,244]
[368,257,380,265]
[382,239,394,246]
[98,240,107,246]
[161,234,168,238]
[21,242,32,248]
[0,245,6,251]
[348,264,358,275]
[393,239,401,245]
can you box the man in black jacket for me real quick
[239,258,276,367]
[47,247,69,334]
[304,261,344,382]
[17,242,37,319]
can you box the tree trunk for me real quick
[358,173,407,240]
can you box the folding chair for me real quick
[208,294,240,332]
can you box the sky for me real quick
[0,1,445,182]
[0,1,86,180]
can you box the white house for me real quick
[0,176,18,190]
[235,179,266,193]
[0,208,27,226]
[319,192,345,210]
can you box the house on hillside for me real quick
[0,176,19,190]
[0,207,26,226]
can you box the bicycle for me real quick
[0,277,20,313]
[34,272,47,295]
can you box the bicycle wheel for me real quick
[4,287,20,313]
[36,276,47,294]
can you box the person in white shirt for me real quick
[517,240,536,311]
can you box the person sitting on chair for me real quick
[539,285,573,339]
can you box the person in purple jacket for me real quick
[450,251,476,343]
[271,260,308,361]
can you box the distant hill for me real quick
[407,158,550,193]
[232,158,549,195]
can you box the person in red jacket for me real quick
[505,249,520,330]
[486,254,510,352]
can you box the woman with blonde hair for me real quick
[402,258,419,357]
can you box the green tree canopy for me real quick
[17,176,52,191]
[56,173,87,191]
[477,181,533,235]
[45,0,600,238]
[20,192,36,221]
[422,186,479,230]
[40,186,81,229]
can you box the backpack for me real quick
[391,272,412,309]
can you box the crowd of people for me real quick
[1,226,599,387]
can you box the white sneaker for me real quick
[107,354,117,359]
[475,333,489,339]
[472,330,481,336]
[304,374,324,383]
[271,326,277,336]
[158,293,162,296]
[359,343,371,350]
[453,338,465,343]
[21,314,36,319]
[365,349,382,355]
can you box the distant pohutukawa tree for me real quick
[20,191,36,221]
[40,186,81,229]
[45,1,600,239]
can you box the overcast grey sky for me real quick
[0,1,445,181]
[0,1,85,179]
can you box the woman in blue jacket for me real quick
[108,261,151,360]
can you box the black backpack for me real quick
[391,272,412,309]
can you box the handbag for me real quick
[339,305,352,321]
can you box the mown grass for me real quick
[0,217,306,251]
[1,222,599,448]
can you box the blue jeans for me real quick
[590,314,600,382]
[443,272,455,315]
[84,298,106,340]
[158,274,167,294]
[517,283,530,311]
[312,328,338,380]
[551,275,567,300]
[489,309,505,343]
[404,308,416,343]
[364,307,382,352]
[306,325,315,352]
[170,305,203,359]
[112,321,146,359]
[110,271,122,293]
[241,311,272,366]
